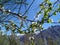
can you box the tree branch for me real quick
[22,0,36,16]
[0,9,35,23]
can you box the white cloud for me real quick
[16,33,25,36]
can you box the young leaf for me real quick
[47,19,52,23]
[39,25,42,29]
[18,29,24,34]
[53,12,56,16]
[23,16,27,19]
[44,13,48,19]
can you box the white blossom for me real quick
[32,22,35,24]
[2,7,4,10]
[34,29,38,31]
[29,36,34,40]
[8,10,11,12]
[51,19,54,22]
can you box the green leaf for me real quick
[39,4,44,9]
[31,41,35,45]
[3,10,9,15]
[44,13,48,19]
[45,0,48,2]
[39,25,42,29]
[12,27,15,31]
[44,9,48,13]
[31,30,34,33]
[18,29,24,34]
[30,24,34,28]
[53,12,56,16]
[39,4,43,6]
[41,18,44,24]
[48,2,52,7]
[47,19,52,23]
[37,11,42,15]
[47,0,51,4]
[48,6,52,11]
[12,24,16,27]
[23,16,27,19]
[5,24,9,30]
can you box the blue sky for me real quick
[26,0,60,29]
[0,0,60,35]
